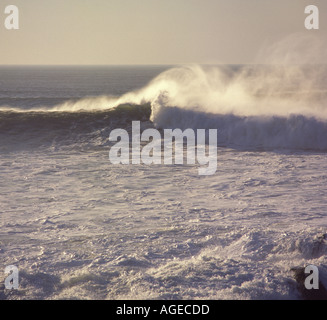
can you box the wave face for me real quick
[1,64,327,151]
[0,104,151,152]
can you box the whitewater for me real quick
[1,64,327,300]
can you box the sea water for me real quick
[1,65,327,300]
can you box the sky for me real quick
[0,0,326,65]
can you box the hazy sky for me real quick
[1,0,326,65]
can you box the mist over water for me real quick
[49,63,327,120]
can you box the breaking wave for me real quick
[1,64,327,151]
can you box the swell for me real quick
[0,104,151,152]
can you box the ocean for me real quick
[1,64,327,300]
